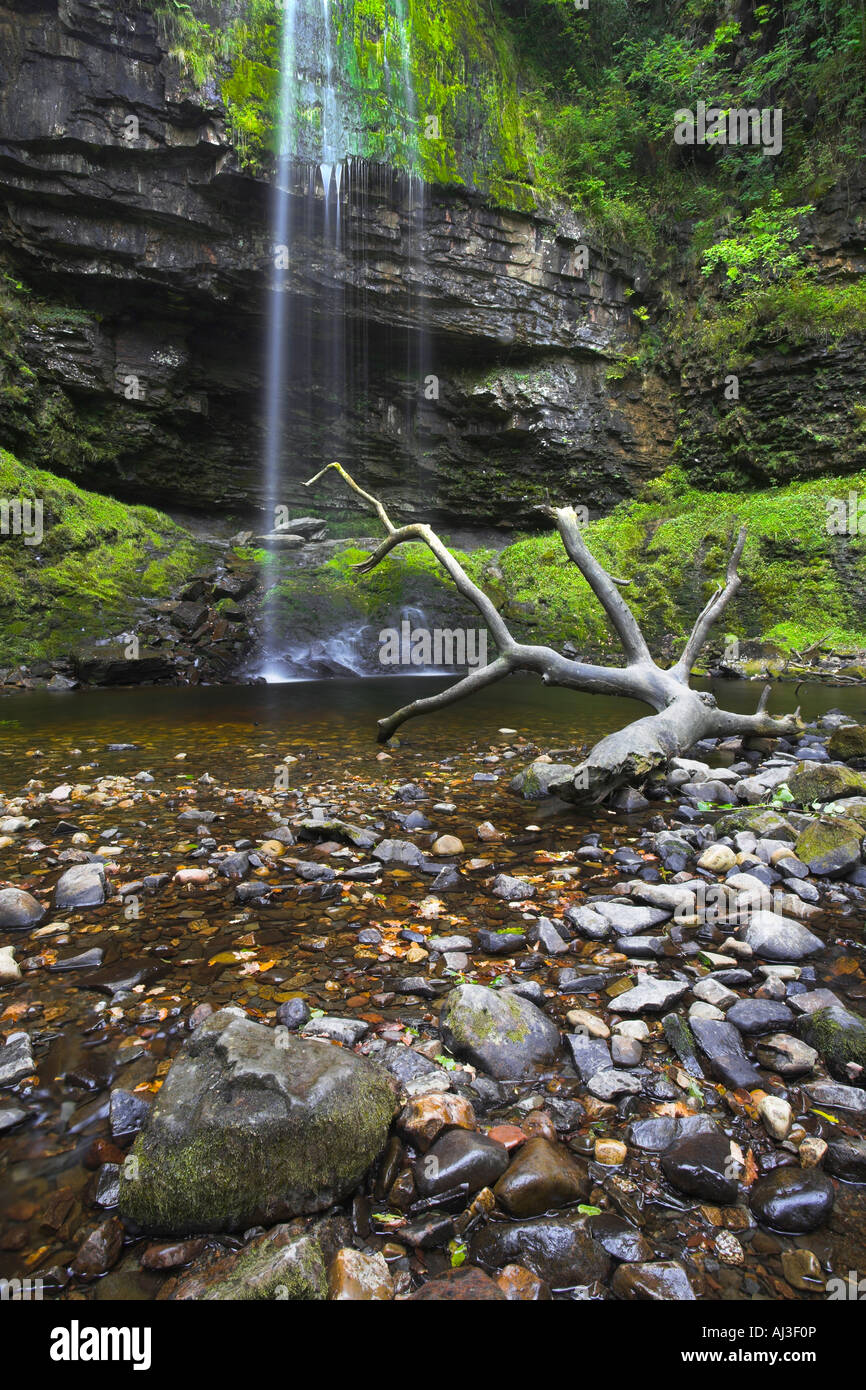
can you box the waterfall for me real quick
[257,0,431,684]
[260,0,298,674]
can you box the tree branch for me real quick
[352,523,515,652]
[305,461,397,534]
[541,505,653,667]
[672,525,747,682]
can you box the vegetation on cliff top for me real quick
[506,0,865,361]
[508,0,864,242]
[0,449,206,664]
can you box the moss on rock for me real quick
[0,448,208,665]
[800,1005,866,1085]
[788,762,866,806]
[794,818,865,878]
[827,725,866,761]
[120,1008,398,1235]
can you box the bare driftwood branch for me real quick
[306,466,802,800]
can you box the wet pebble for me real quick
[749,1167,835,1233]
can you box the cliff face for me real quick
[0,0,862,533]
[0,0,672,526]
[676,175,866,489]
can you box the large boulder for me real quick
[787,761,866,806]
[795,819,864,877]
[439,984,560,1080]
[827,725,866,760]
[119,1008,397,1234]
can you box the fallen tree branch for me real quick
[306,465,802,798]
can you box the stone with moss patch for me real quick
[713,807,797,841]
[510,759,577,799]
[795,818,865,877]
[788,761,866,806]
[439,983,560,1080]
[827,725,866,761]
[119,1007,398,1235]
[0,448,208,666]
[799,1006,866,1085]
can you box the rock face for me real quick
[0,0,664,527]
[119,1008,397,1234]
[438,984,561,1079]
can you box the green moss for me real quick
[0,448,207,664]
[827,725,866,760]
[788,762,866,806]
[143,0,534,204]
[795,817,865,873]
[477,469,866,660]
[121,1062,395,1235]
[256,469,866,666]
[264,537,481,635]
[800,1005,866,1082]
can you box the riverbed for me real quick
[1,675,865,1300]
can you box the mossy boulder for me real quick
[510,760,577,799]
[712,807,797,841]
[0,448,207,665]
[439,984,560,1080]
[799,1006,866,1085]
[787,761,866,805]
[795,819,865,877]
[827,725,866,760]
[119,1008,398,1235]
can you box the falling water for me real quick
[260,0,298,678]
[318,0,347,479]
[258,0,432,683]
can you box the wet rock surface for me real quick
[119,1008,397,1233]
